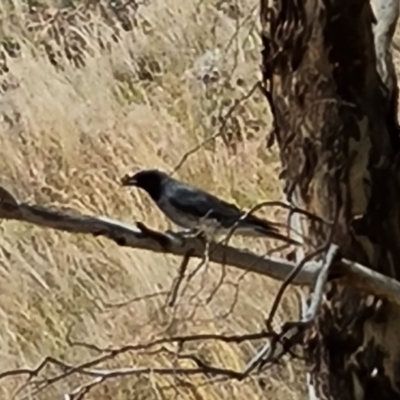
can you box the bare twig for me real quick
[66,377,104,400]
[266,198,340,331]
[167,248,195,307]
[265,245,327,331]
[244,244,339,375]
[205,262,229,304]
[242,322,302,376]
[301,244,339,324]
[280,244,340,335]
[66,330,273,355]
[171,81,261,174]
[215,199,327,269]
[3,330,274,398]
[100,290,169,309]
[244,200,330,225]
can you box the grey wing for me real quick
[167,184,242,223]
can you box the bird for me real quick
[120,168,299,245]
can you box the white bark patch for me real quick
[351,370,365,399]
[371,0,399,91]
[307,373,320,400]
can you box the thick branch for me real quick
[0,187,400,306]
[0,187,318,284]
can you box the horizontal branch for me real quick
[0,186,318,285]
[0,186,400,306]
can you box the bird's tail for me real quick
[257,226,301,246]
[239,216,301,246]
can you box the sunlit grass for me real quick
[0,0,308,398]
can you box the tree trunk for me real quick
[260,0,400,399]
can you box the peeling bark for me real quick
[260,0,400,399]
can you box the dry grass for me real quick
[0,0,308,399]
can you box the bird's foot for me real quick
[175,228,201,237]
[180,228,196,236]
[167,228,207,242]
[186,229,209,242]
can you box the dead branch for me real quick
[100,290,169,309]
[266,203,339,331]
[0,185,319,284]
[6,244,331,400]
[265,245,328,332]
[300,244,339,324]
[0,186,400,307]
[2,330,272,399]
[244,244,339,375]
[4,240,326,398]
[242,322,303,377]
[167,248,195,307]
[66,330,273,354]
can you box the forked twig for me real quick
[167,248,195,307]
[244,244,339,375]
[265,245,327,332]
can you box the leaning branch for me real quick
[1,186,400,306]
[0,186,318,284]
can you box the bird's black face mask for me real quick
[120,170,164,201]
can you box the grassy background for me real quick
[3,0,396,398]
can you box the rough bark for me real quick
[260,0,400,399]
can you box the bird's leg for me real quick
[164,228,207,247]
[177,228,198,237]
[173,228,208,241]
[165,228,191,238]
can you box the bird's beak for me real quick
[120,174,137,187]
